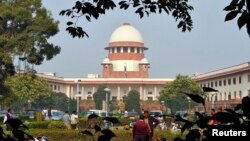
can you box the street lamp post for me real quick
[104,88,110,117]
[211,93,216,109]
[187,97,191,114]
[76,80,81,116]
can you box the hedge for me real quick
[27,129,181,141]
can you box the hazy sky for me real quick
[35,0,250,78]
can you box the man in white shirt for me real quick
[70,111,78,130]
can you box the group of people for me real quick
[2,108,166,141]
[46,107,78,130]
[62,111,78,130]
[133,110,166,141]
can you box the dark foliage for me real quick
[88,113,99,119]
[173,95,250,141]
[81,130,94,136]
[0,118,35,141]
[103,117,120,124]
[80,114,119,141]
[182,92,205,111]
[202,87,219,93]
[60,0,193,38]
[224,0,250,36]
[94,125,102,133]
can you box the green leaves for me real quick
[4,74,53,104]
[0,0,60,72]
[125,89,141,113]
[159,75,202,113]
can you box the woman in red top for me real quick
[133,115,150,141]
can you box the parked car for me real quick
[42,109,65,120]
[149,110,163,117]
[175,111,188,119]
[24,109,40,119]
[128,111,139,119]
[86,109,107,117]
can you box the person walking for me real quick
[133,115,150,141]
[70,111,78,130]
[63,111,71,129]
[143,110,160,141]
[3,108,14,130]
[207,108,219,125]
[47,107,52,120]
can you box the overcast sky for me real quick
[35,0,250,78]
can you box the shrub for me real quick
[0,116,4,123]
[118,118,133,126]
[77,118,88,129]
[18,114,30,121]
[48,121,66,129]
[26,121,50,129]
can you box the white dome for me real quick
[109,23,143,43]
[102,58,110,64]
[141,58,149,64]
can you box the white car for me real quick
[42,110,65,120]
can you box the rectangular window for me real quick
[219,80,222,86]
[239,76,241,84]
[87,91,92,94]
[233,77,236,85]
[211,82,213,87]
[87,96,92,100]
[215,81,217,87]
[123,47,128,53]
[54,85,57,90]
[117,47,121,53]
[147,97,153,100]
[137,48,140,53]
[224,79,226,86]
[248,75,250,82]
[148,92,153,95]
[228,93,231,100]
[112,96,117,101]
[228,78,231,85]
[130,47,134,53]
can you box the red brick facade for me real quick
[108,53,144,60]
[108,41,144,48]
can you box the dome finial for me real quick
[123,22,130,25]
